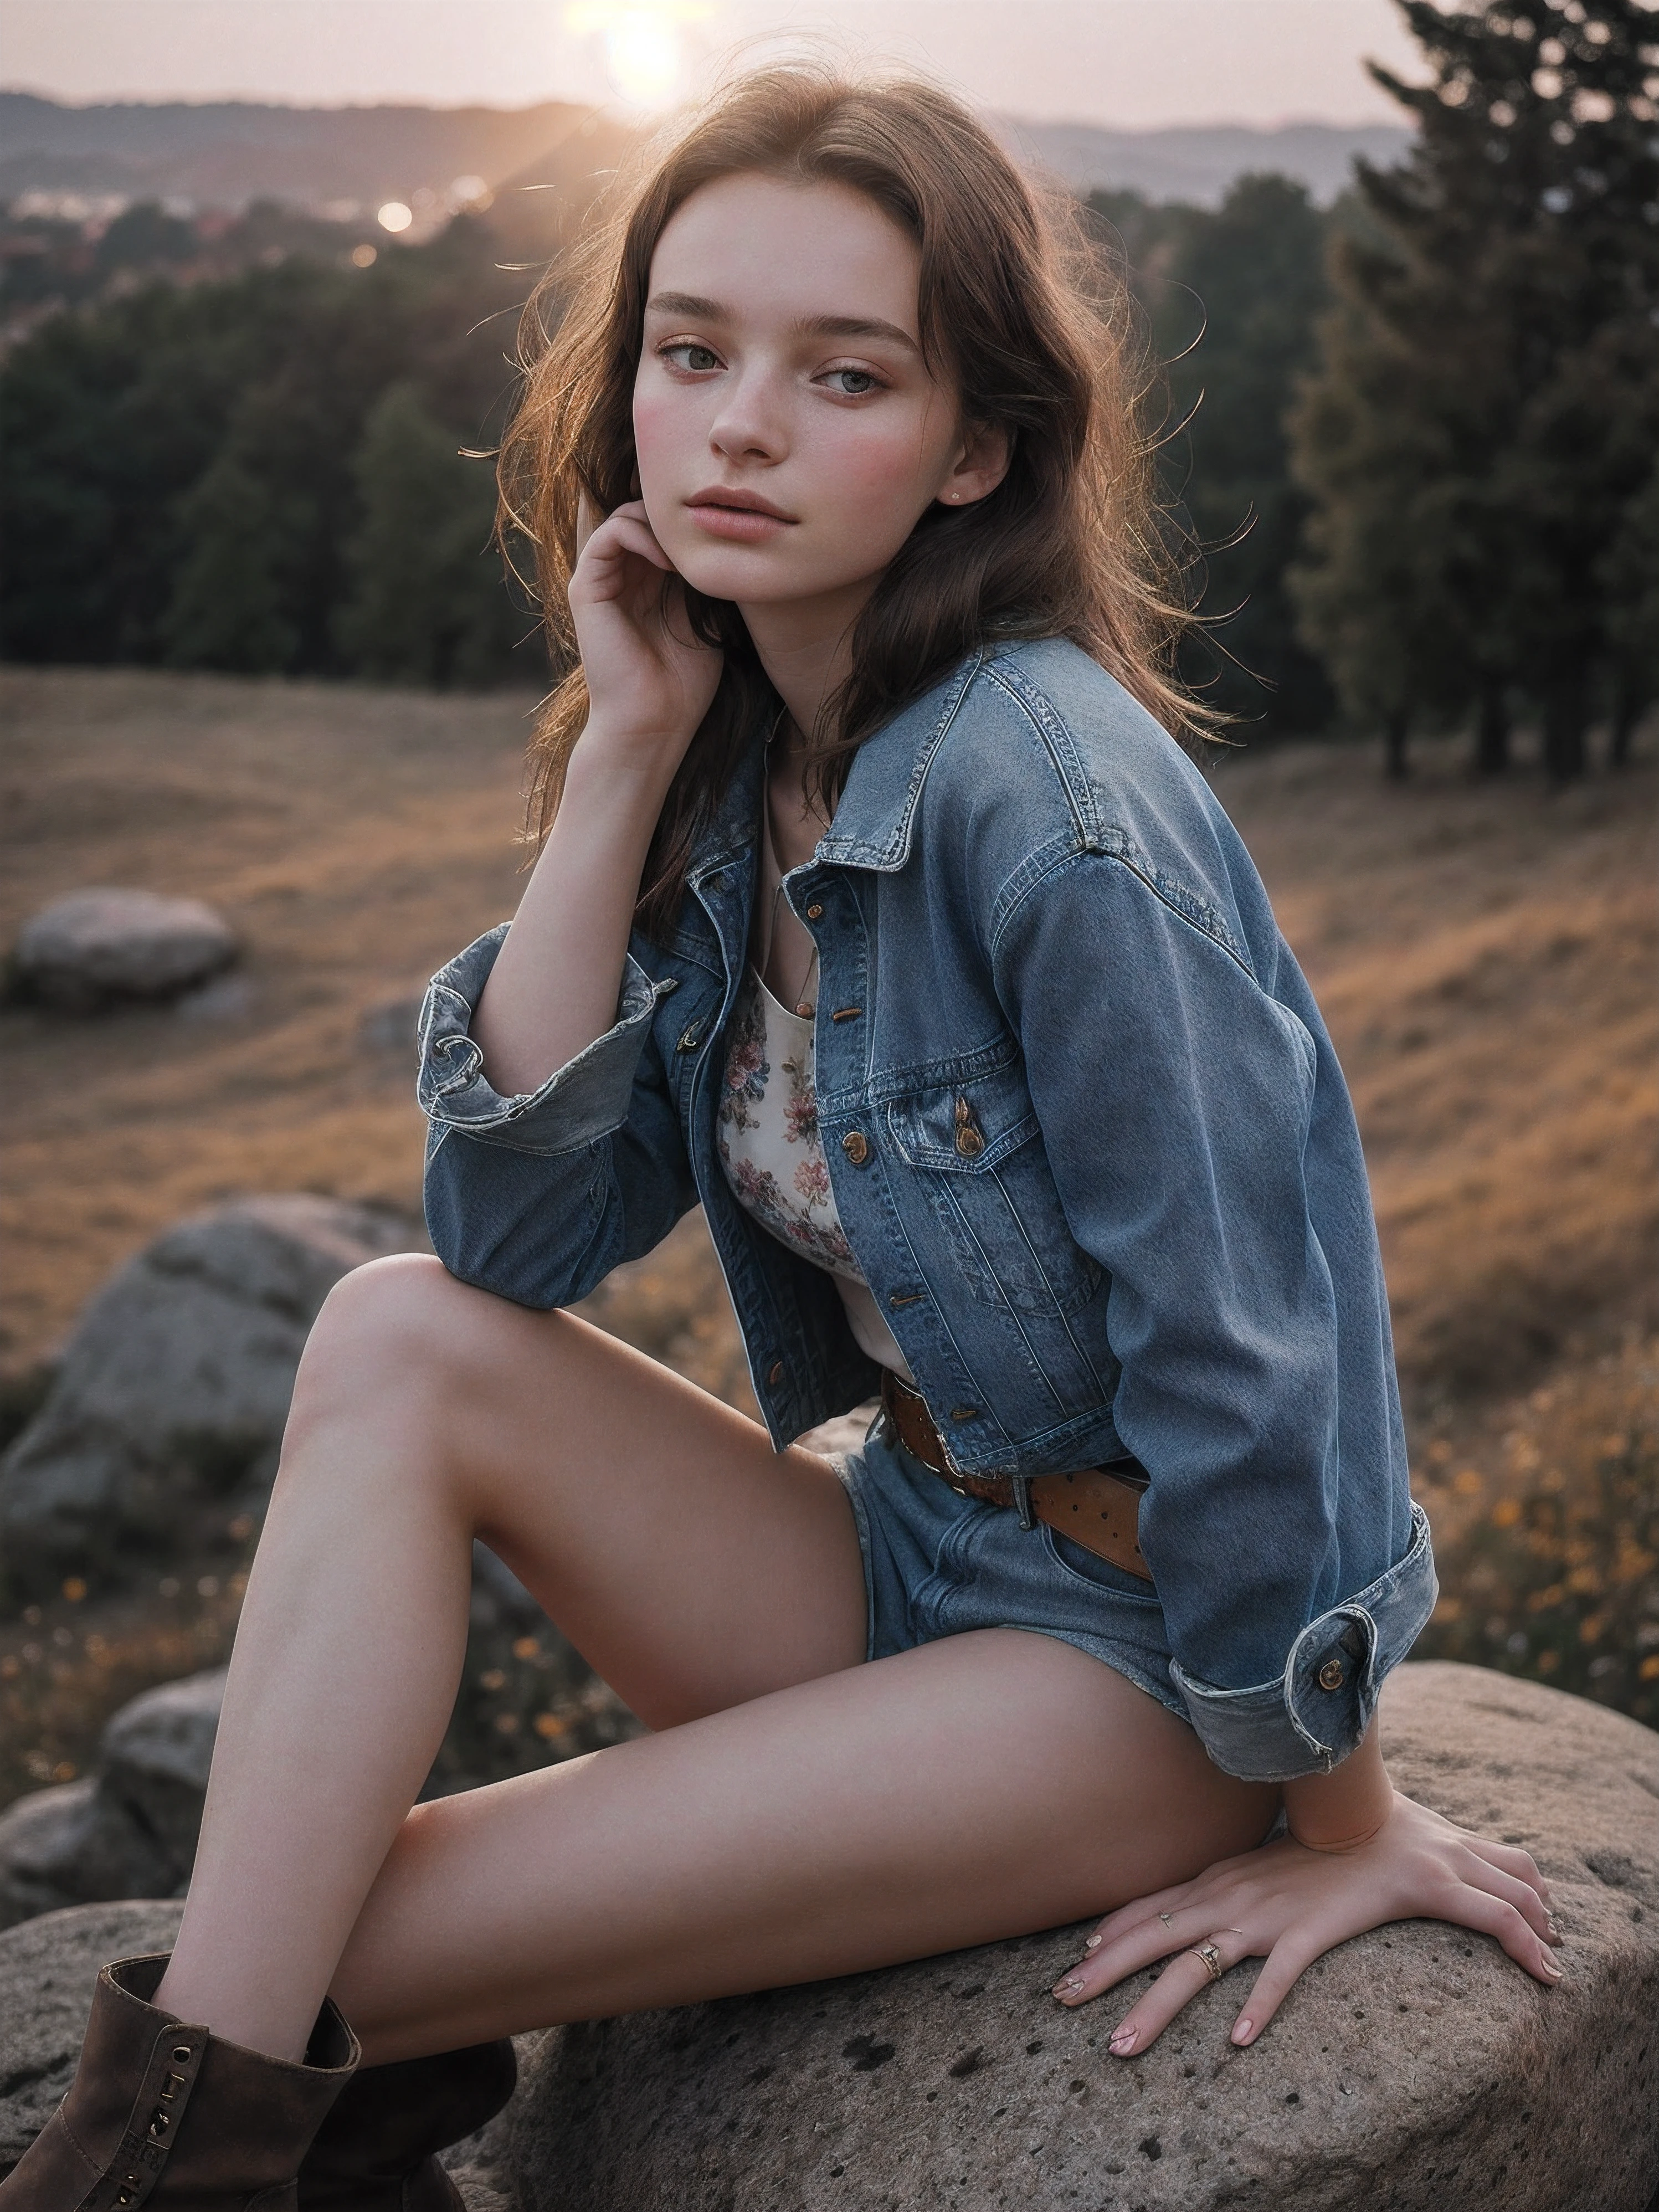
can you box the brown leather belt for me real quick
[877,1369,1152,1583]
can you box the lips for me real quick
[686,486,796,520]
[684,488,797,545]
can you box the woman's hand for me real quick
[567,496,723,781]
[1052,1790,1562,2052]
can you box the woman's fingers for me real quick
[1230,1928,1327,2046]
[1101,1929,1255,2057]
[1457,1851,1556,1942]
[1463,1834,1550,1906]
[1441,1883,1564,1985]
[1057,1901,1220,2003]
[1085,1879,1199,1953]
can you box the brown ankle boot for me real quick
[0,1953,358,2211]
[297,2039,517,2211]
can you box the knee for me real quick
[287,1254,479,1434]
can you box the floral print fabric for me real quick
[716,967,861,1278]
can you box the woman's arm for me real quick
[417,502,722,1307]
[1050,1718,1562,2052]
[472,500,722,1093]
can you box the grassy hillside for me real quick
[1,667,1653,1795]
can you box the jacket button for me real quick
[841,1131,870,1166]
[1317,1658,1345,1691]
[805,902,824,920]
[767,1360,785,1388]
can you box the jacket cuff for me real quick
[417,925,677,1156]
[1168,1501,1437,1782]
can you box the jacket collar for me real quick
[687,648,984,886]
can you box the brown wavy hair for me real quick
[499,63,1200,938]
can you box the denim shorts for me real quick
[833,1408,1190,1728]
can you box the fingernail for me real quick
[1540,1949,1563,1979]
[1231,2019,1254,2045]
[1084,1934,1102,1952]
[1052,1978,1085,2001]
[1108,2025,1138,2055]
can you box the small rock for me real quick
[0,1671,226,1929]
[176,973,256,1023]
[0,1900,184,2174]
[14,889,237,1010]
[496,1663,1659,2212]
[0,1196,423,1585]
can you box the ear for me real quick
[937,420,1011,510]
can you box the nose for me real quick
[707,363,788,468]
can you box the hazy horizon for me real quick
[6,2,1430,131]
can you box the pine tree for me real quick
[1291,0,1659,781]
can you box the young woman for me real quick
[5,66,1559,2211]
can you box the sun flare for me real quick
[563,2,715,111]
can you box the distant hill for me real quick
[997,118,1414,207]
[0,92,628,217]
[0,91,1411,218]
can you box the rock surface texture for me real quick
[0,1900,183,2173]
[0,1671,225,1929]
[12,887,238,1009]
[489,1664,1658,2212]
[0,1195,420,1581]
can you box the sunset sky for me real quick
[7,1,1431,127]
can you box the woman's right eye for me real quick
[662,342,721,373]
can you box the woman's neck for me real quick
[739,576,873,758]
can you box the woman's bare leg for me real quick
[156,1254,1274,2063]
[334,1626,1275,2060]
[155,1254,867,2059]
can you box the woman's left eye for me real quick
[820,367,881,397]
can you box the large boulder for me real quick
[0,1195,421,1584]
[13,887,237,1010]
[0,1900,184,2174]
[493,1663,1659,2212]
[0,1671,225,1929]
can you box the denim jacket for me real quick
[418,637,1436,1782]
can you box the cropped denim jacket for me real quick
[418,637,1436,1782]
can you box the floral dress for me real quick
[715,805,912,1379]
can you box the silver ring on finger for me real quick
[1189,1939,1225,1981]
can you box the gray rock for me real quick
[0,1195,422,1582]
[175,973,257,1024]
[0,1900,184,2174]
[100,1669,227,1866]
[14,888,238,1009]
[0,1671,225,1929]
[496,1663,1659,2212]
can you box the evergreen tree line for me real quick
[1,0,1655,773]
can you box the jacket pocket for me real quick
[885,1059,1102,1318]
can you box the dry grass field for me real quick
[1,665,1655,1793]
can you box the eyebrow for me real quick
[644,292,921,355]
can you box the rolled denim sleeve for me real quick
[995,848,1432,1782]
[418,925,696,1308]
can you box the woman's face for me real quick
[633,171,1005,614]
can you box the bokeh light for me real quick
[376,200,413,233]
